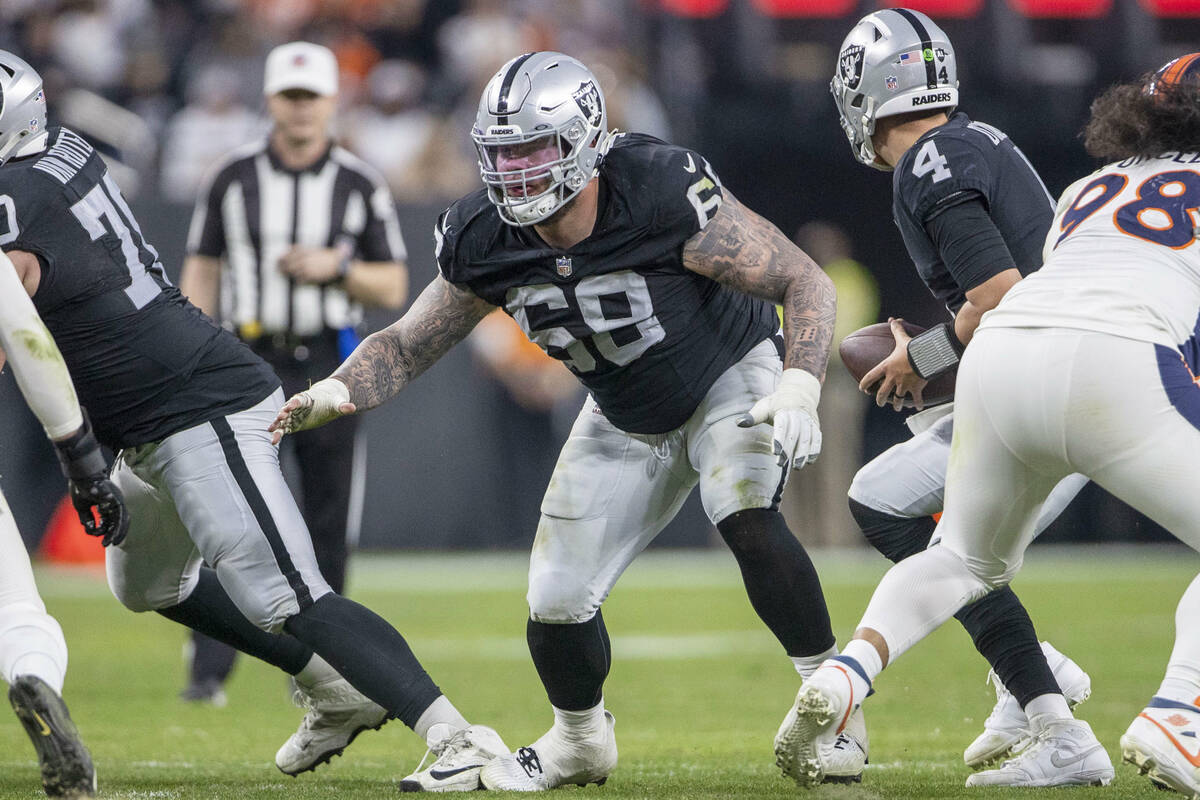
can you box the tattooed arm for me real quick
[269,276,495,440]
[334,276,494,408]
[681,191,836,381]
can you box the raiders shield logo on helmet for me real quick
[839,44,866,91]
[572,81,602,127]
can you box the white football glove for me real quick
[271,378,353,442]
[736,368,822,470]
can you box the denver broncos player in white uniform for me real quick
[830,9,1092,773]
[272,51,852,790]
[0,247,124,798]
[780,54,1200,794]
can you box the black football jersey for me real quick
[893,112,1054,313]
[0,127,278,449]
[436,133,777,434]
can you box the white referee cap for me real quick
[264,41,338,97]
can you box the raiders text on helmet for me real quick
[830,9,959,170]
[472,52,616,226]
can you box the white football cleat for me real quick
[965,718,1113,788]
[964,641,1092,769]
[479,712,617,791]
[399,724,509,792]
[1121,698,1200,798]
[821,706,868,784]
[774,664,861,788]
[275,677,389,775]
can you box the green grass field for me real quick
[0,546,1195,799]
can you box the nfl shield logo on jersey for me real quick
[556,256,573,277]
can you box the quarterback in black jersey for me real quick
[0,50,506,789]
[274,51,851,788]
[787,8,1103,789]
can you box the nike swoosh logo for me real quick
[32,711,51,737]
[428,764,484,780]
[683,154,696,173]
[1049,744,1104,768]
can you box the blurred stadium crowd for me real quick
[1,0,1198,550]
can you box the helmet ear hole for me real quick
[850,94,865,109]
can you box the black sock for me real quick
[716,508,835,658]
[527,612,610,711]
[283,593,441,728]
[955,588,1059,708]
[849,498,1059,706]
[157,567,312,675]
[849,497,936,562]
[189,631,239,685]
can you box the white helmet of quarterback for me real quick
[831,8,959,170]
[472,51,616,226]
[0,50,46,166]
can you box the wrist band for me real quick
[907,322,964,380]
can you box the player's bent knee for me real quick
[848,497,936,563]
[527,575,601,625]
[940,539,1016,589]
[847,459,893,510]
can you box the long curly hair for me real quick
[1084,75,1200,162]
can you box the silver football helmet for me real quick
[0,50,45,166]
[472,51,616,226]
[831,9,958,170]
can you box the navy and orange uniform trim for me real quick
[436,133,777,435]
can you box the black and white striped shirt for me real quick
[187,140,406,337]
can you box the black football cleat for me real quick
[8,675,96,798]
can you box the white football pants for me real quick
[848,405,1088,538]
[0,489,68,692]
[528,339,786,623]
[859,328,1200,661]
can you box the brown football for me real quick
[838,321,957,408]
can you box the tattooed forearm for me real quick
[332,276,494,410]
[682,192,836,379]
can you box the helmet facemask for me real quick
[473,120,599,226]
[830,73,886,171]
[473,52,615,227]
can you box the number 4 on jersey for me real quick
[912,140,952,184]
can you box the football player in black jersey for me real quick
[794,8,1105,788]
[272,51,853,788]
[0,50,508,790]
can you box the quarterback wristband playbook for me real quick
[906,322,964,380]
[53,412,107,481]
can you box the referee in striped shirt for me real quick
[179,41,407,702]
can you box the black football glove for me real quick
[53,412,128,546]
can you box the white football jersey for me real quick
[981,152,1200,347]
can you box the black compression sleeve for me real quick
[924,193,1018,294]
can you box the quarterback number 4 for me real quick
[912,140,952,184]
